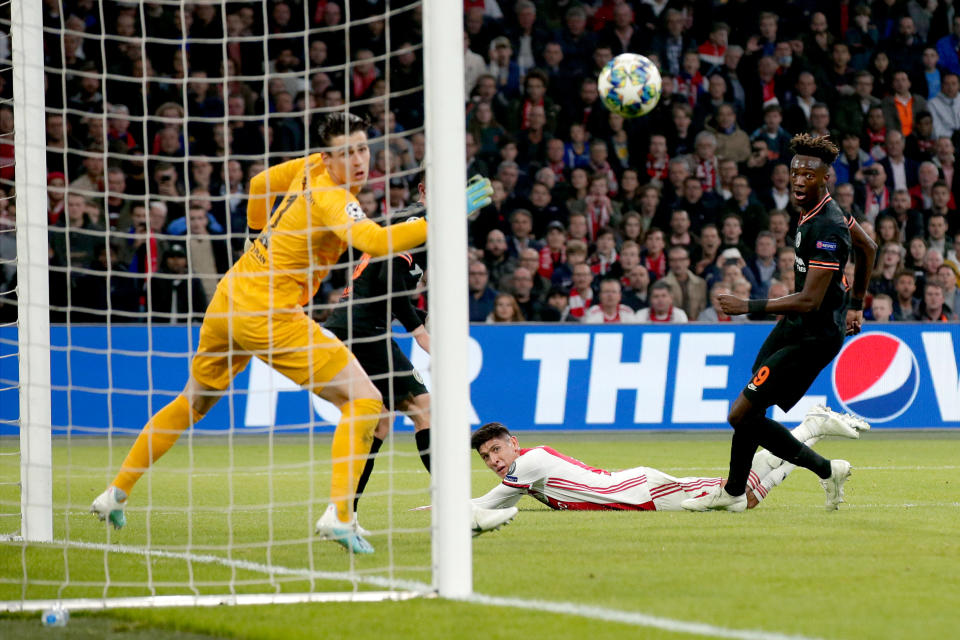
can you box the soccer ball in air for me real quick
[598,53,662,118]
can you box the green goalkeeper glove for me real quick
[466,176,493,218]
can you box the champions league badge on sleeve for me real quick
[832,332,920,422]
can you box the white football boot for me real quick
[820,459,852,511]
[90,486,128,530]
[471,505,518,537]
[315,504,374,554]
[351,513,371,537]
[806,405,871,439]
[680,486,748,512]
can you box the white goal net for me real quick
[1,0,471,611]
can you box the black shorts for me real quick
[330,329,428,411]
[742,319,844,412]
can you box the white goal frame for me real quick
[6,0,471,610]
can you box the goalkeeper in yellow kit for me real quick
[91,113,493,554]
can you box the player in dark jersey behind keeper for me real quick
[324,174,517,536]
[682,134,877,513]
[324,183,432,524]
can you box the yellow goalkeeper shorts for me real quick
[191,286,352,392]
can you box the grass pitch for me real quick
[1,431,958,639]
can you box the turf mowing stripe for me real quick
[467,593,825,640]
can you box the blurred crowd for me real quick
[0,0,957,326]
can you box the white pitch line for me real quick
[466,593,826,640]
[0,537,825,640]
[0,536,432,595]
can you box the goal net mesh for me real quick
[0,0,447,608]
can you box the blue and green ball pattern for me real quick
[598,53,662,118]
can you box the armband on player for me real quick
[848,298,864,311]
[748,299,767,314]
[466,176,493,218]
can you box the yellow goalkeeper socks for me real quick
[330,397,382,523]
[112,394,200,495]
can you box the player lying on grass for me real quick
[91,113,506,553]
[471,406,869,512]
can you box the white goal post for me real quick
[3,0,472,611]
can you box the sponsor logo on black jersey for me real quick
[816,240,837,251]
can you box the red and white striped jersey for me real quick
[471,446,724,512]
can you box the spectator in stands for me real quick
[621,262,650,311]
[517,248,550,302]
[693,223,721,279]
[551,239,586,290]
[935,17,960,76]
[758,163,791,212]
[882,71,927,138]
[868,293,894,322]
[667,209,696,256]
[859,165,890,222]
[588,227,618,276]
[506,209,540,258]
[939,263,959,313]
[675,175,721,233]
[783,72,819,135]
[719,213,751,260]
[148,242,207,324]
[47,172,66,225]
[540,287,570,323]
[510,267,542,321]
[870,242,906,300]
[928,72,960,139]
[538,221,567,279]
[71,241,139,324]
[584,277,634,324]
[917,281,956,321]
[708,103,750,164]
[893,270,921,320]
[834,132,875,187]
[636,280,688,323]
[722,175,767,247]
[484,229,515,290]
[487,292,524,323]
[750,105,792,163]
[568,262,596,321]
[51,192,103,268]
[746,231,778,299]
[180,204,231,302]
[879,189,924,242]
[880,130,919,192]
[469,260,498,322]
[641,227,667,281]
[698,283,745,323]
[927,212,952,258]
[661,245,707,321]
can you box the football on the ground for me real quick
[598,53,662,118]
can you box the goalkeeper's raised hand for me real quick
[466,176,493,218]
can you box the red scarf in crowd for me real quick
[649,306,673,322]
[646,153,669,181]
[643,252,666,280]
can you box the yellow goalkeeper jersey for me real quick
[222,154,427,309]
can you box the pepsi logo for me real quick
[832,332,920,422]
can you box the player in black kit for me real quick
[682,134,877,512]
[324,174,498,530]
